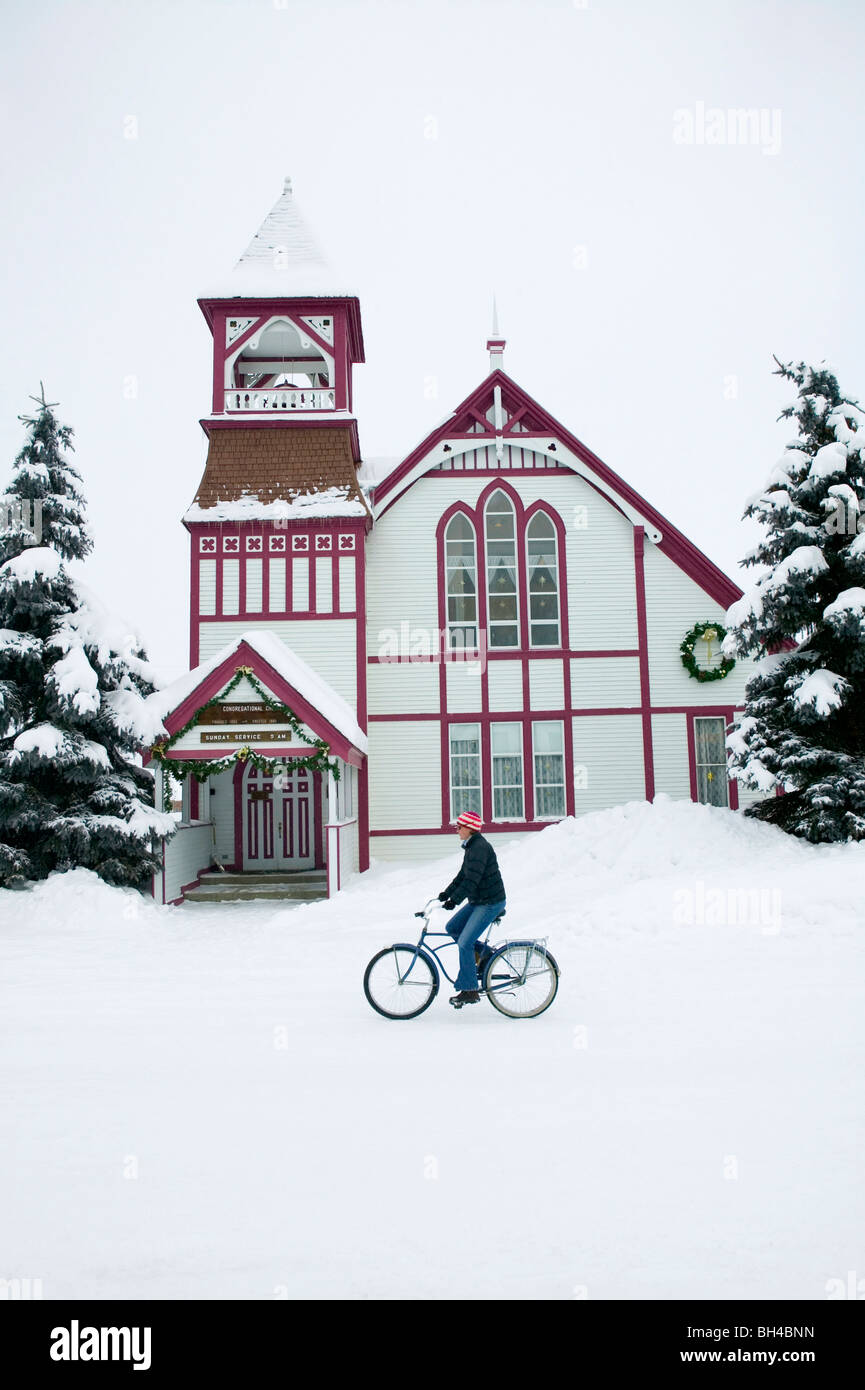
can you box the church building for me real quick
[148,179,762,905]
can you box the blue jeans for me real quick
[446,900,506,991]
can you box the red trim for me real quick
[233,760,244,868]
[161,639,365,764]
[369,823,555,837]
[633,527,655,802]
[190,546,201,668]
[314,769,324,869]
[374,368,743,608]
[367,649,640,662]
[356,529,369,871]
[688,708,739,809]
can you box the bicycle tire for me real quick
[484,941,559,1018]
[363,945,439,1020]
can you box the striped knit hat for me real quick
[456,811,482,831]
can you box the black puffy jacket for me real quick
[439,832,506,907]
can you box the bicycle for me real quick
[363,898,560,1020]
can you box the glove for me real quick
[441,898,456,911]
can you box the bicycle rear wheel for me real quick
[484,941,559,1018]
[364,946,438,1020]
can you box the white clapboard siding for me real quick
[199,559,216,615]
[571,714,646,813]
[269,557,286,612]
[367,721,441,830]
[528,659,564,710]
[196,620,357,709]
[367,661,440,714]
[292,557,309,611]
[339,555,356,611]
[369,833,455,862]
[316,555,332,613]
[246,558,263,612]
[642,542,754,707]
[366,477,442,655]
[570,656,641,708]
[162,823,213,901]
[209,766,236,863]
[223,559,239,615]
[487,660,523,711]
[446,662,482,712]
[651,713,692,798]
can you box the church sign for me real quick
[199,730,284,744]
[197,701,285,726]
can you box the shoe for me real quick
[449,990,480,1008]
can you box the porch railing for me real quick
[224,387,336,413]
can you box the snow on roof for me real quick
[356,455,402,487]
[147,629,367,753]
[183,487,367,525]
[199,178,357,299]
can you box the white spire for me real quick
[201,178,356,297]
[486,294,506,372]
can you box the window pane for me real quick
[533,722,564,755]
[450,724,481,821]
[486,492,519,649]
[526,512,559,647]
[445,515,478,650]
[492,722,523,820]
[694,717,729,808]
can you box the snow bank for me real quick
[2,799,863,1300]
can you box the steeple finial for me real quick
[283,175,293,195]
[486,294,506,372]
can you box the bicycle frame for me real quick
[398,901,548,994]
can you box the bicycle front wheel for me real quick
[484,942,559,1019]
[364,946,438,1020]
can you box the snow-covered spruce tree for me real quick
[0,391,174,888]
[0,383,91,566]
[724,359,865,842]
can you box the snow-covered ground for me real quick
[2,796,863,1300]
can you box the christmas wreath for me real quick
[680,621,736,683]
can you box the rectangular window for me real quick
[491,722,524,820]
[449,723,481,823]
[245,558,262,613]
[532,721,566,818]
[269,557,286,612]
[292,557,309,611]
[199,559,216,615]
[316,555,333,613]
[694,716,729,807]
[339,555,356,612]
[222,558,239,615]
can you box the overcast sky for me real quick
[1,0,863,680]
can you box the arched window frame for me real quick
[443,510,479,651]
[483,487,520,651]
[524,506,561,649]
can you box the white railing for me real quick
[224,387,336,412]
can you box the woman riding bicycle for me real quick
[438,811,507,1008]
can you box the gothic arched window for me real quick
[526,511,560,647]
[484,489,519,648]
[444,513,478,650]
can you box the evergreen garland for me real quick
[150,666,341,811]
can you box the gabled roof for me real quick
[199,178,358,299]
[372,369,744,607]
[145,630,367,761]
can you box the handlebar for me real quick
[414,897,441,918]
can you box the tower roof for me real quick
[200,177,357,299]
